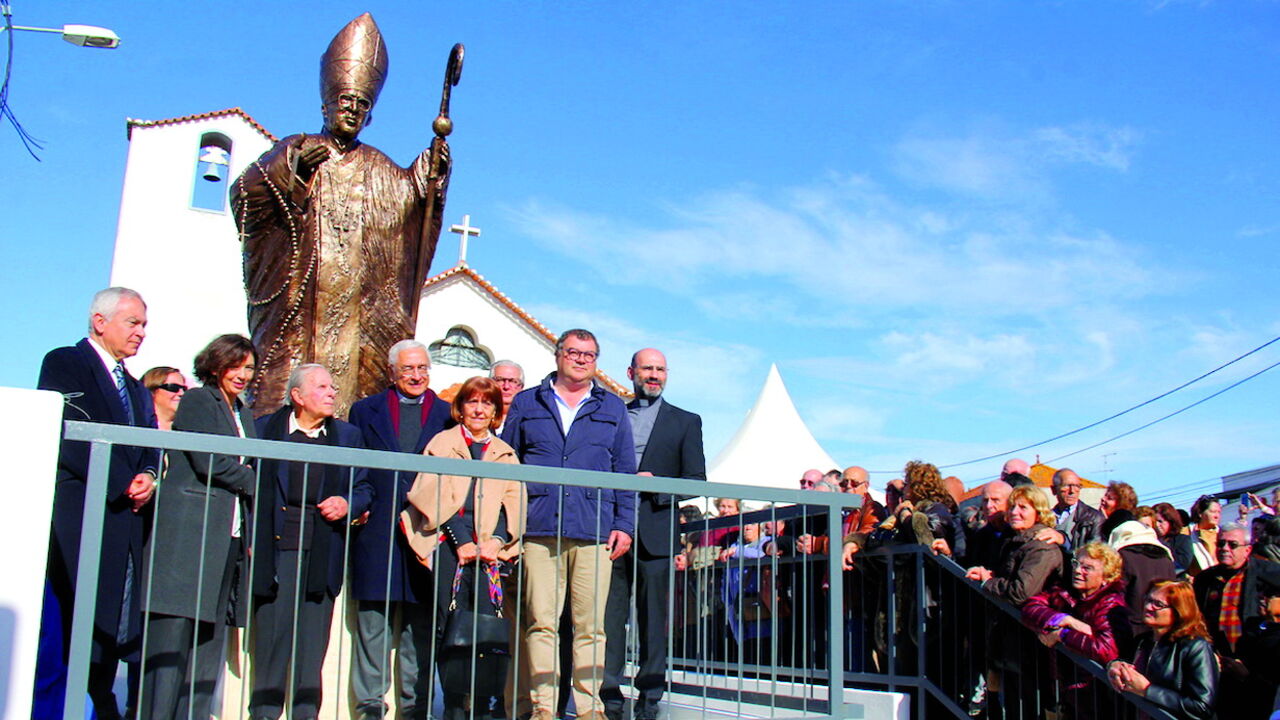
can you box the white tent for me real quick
[708,364,848,492]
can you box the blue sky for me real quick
[4,1,1278,508]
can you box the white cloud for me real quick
[1032,124,1140,171]
[1238,223,1280,238]
[507,173,1164,324]
[890,122,1139,199]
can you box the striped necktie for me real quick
[113,362,135,424]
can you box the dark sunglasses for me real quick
[1216,539,1246,550]
[156,383,187,393]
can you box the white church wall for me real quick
[415,273,558,392]
[109,116,270,377]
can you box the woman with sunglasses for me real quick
[1107,581,1217,720]
[141,366,188,431]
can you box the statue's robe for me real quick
[232,132,446,416]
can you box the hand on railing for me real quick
[674,551,689,571]
[127,472,156,512]
[1037,630,1062,648]
[966,566,993,583]
[841,541,858,570]
[1107,660,1152,697]
[929,538,951,557]
[798,534,815,554]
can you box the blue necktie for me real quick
[113,362,135,424]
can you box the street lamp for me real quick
[1,23,121,48]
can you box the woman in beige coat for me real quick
[401,375,525,719]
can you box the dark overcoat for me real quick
[347,388,450,602]
[38,338,158,657]
[143,384,255,624]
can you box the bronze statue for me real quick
[232,13,462,416]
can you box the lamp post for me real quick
[1,4,122,158]
[1,22,120,48]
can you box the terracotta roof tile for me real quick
[126,107,277,142]
[422,264,634,399]
[958,464,1104,503]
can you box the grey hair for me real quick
[1052,468,1079,490]
[1220,522,1252,542]
[87,287,145,334]
[489,359,524,381]
[387,339,429,367]
[286,363,327,406]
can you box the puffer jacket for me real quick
[982,523,1065,607]
[1130,634,1218,720]
[1022,579,1128,664]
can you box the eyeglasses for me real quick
[1216,539,1246,550]
[492,377,524,386]
[398,365,430,378]
[561,348,598,363]
[1145,598,1171,611]
[1059,484,1083,490]
[156,383,186,393]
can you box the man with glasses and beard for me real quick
[602,348,705,720]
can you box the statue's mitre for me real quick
[320,13,389,105]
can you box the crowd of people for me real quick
[34,286,1280,720]
[673,456,1280,719]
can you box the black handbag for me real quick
[439,561,510,699]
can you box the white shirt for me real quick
[87,336,121,383]
[288,412,328,439]
[552,385,588,436]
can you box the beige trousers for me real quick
[521,537,613,715]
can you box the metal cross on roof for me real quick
[449,214,482,266]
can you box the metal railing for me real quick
[53,420,1176,720]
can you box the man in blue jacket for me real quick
[502,328,637,720]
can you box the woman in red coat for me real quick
[1024,542,1128,663]
[1022,542,1129,718]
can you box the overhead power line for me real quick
[866,332,1280,475]
[1044,356,1280,465]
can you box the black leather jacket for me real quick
[1133,634,1218,720]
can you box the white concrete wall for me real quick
[415,273,558,392]
[109,116,271,378]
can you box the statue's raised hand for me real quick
[292,137,332,183]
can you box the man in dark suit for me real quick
[250,364,363,720]
[603,348,705,720]
[34,287,158,720]
[346,340,451,720]
[1051,468,1104,550]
